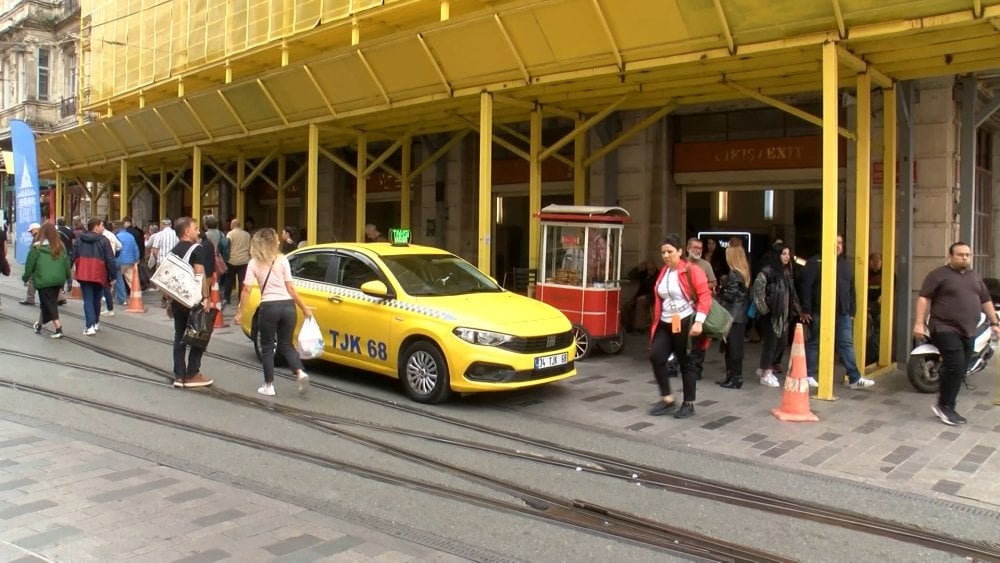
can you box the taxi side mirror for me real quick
[360,280,390,299]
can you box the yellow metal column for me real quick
[159,169,167,220]
[356,133,367,242]
[192,146,202,221]
[55,172,63,219]
[276,155,286,231]
[401,135,412,229]
[879,87,897,369]
[119,160,128,221]
[528,107,542,296]
[236,154,246,226]
[817,41,839,401]
[853,72,871,369]
[573,117,585,205]
[307,124,319,245]
[478,91,493,273]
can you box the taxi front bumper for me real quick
[445,336,576,393]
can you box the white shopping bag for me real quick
[296,316,325,359]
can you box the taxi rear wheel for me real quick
[399,341,452,404]
[572,324,592,360]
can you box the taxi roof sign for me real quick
[389,228,411,246]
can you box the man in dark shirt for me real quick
[168,217,214,389]
[914,242,1000,425]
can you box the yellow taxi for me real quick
[239,235,576,403]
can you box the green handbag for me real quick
[684,267,734,339]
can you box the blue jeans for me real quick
[80,282,103,329]
[805,312,862,382]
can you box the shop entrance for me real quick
[493,192,574,290]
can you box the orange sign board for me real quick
[674,136,845,172]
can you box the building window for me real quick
[37,48,50,102]
[65,52,77,97]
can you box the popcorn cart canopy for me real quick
[537,205,630,224]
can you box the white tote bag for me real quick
[150,243,204,309]
[296,316,325,359]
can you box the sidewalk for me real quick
[0,415,465,562]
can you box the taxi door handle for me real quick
[327,296,342,303]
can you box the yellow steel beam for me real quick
[417,33,452,97]
[495,14,529,85]
[303,64,338,117]
[183,99,214,141]
[307,124,318,245]
[81,130,109,161]
[542,103,584,121]
[574,117,585,205]
[119,159,129,220]
[283,162,307,190]
[101,122,129,156]
[478,92,493,274]
[726,81,856,140]
[165,164,188,194]
[831,0,846,39]
[440,0,449,21]
[152,108,182,146]
[356,133,368,242]
[411,130,469,178]
[495,122,574,168]
[205,157,237,188]
[817,41,839,402]
[236,154,246,226]
[123,116,153,152]
[364,128,417,177]
[585,102,676,168]
[401,135,412,229]
[192,146,202,221]
[277,154,286,232]
[540,93,631,161]
[591,0,624,71]
[712,0,736,54]
[63,135,91,165]
[528,107,542,296]
[320,147,358,177]
[836,47,892,88]
[357,50,391,105]
[854,72,872,370]
[217,91,249,134]
[54,172,63,219]
[43,138,73,166]
[242,149,278,189]
[256,79,289,126]
[365,153,402,180]
[974,0,983,18]
[457,115,530,161]
[136,168,161,195]
[879,87,897,369]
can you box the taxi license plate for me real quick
[535,352,568,370]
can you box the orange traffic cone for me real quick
[124,266,146,313]
[211,273,229,329]
[69,277,83,299]
[771,323,819,422]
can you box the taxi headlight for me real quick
[453,328,514,347]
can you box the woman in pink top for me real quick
[233,228,313,396]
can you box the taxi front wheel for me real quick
[400,341,452,404]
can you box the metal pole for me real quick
[893,83,914,366]
[528,107,542,296]
[119,160,128,221]
[854,72,872,370]
[192,146,202,221]
[356,132,367,242]
[276,154,286,232]
[307,125,318,245]
[401,135,411,229]
[478,91,493,274]
[817,41,839,401]
[959,75,977,250]
[236,154,246,226]
[574,117,586,205]
[881,86,898,369]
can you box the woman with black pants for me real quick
[752,244,796,387]
[648,234,712,419]
[234,228,313,397]
[717,244,751,389]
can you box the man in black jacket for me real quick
[800,234,874,389]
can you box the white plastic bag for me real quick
[296,316,324,359]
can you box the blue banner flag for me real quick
[11,120,41,264]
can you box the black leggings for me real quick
[258,300,304,383]
[758,314,786,371]
[723,322,746,377]
[931,331,973,410]
[649,317,696,402]
[37,286,61,324]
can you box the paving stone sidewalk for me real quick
[0,417,467,562]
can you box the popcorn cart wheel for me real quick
[534,205,630,360]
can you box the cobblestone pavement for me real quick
[473,331,1000,509]
[0,416,467,563]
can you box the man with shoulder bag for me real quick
[165,217,214,389]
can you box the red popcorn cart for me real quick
[535,205,629,359]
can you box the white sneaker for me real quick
[807,377,819,388]
[760,372,780,387]
[850,377,875,389]
[296,371,310,394]
[94,322,100,332]
[257,384,276,396]
[103,310,115,317]
[83,326,97,336]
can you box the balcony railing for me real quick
[60,96,77,118]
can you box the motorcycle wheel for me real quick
[907,354,940,394]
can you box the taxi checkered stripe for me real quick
[293,279,456,321]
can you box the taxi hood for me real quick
[418,291,569,335]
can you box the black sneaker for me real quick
[33,322,41,334]
[674,402,696,419]
[931,404,961,426]
[649,400,677,416]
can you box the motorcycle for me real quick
[907,305,999,393]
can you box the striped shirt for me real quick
[147,228,179,266]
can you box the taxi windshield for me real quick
[382,254,502,296]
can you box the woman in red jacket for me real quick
[649,233,713,419]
